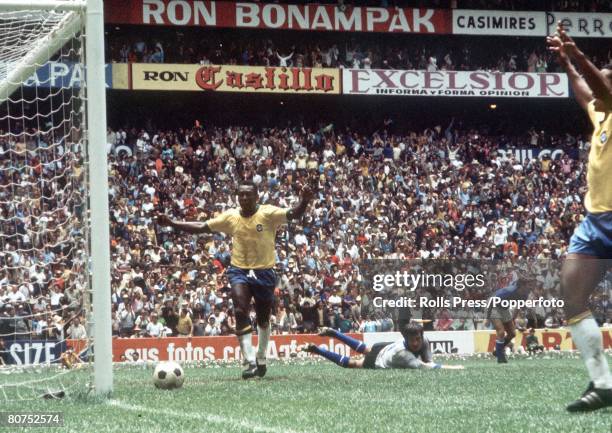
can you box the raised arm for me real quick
[558,25,612,106]
[571,51,612,107]
[157,214,212,234]
[547,22,612,110]
[547,26,592,111]
[286,180,317,221]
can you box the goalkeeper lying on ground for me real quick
[301,323,464,370]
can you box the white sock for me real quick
[257,324,271,363]
[571,316,612,389]
[238,333,255,365]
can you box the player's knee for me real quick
[565,306,590,323]
[235,314,253,335]
[561,286,589,318]
[234,306,248,318]
[234,308,250,327]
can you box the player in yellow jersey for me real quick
[548,22,612,412]
[60,346,81,369]
[158,180,315,379]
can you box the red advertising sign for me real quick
[91,333,365,363]
[127,63,341,94]
[104,0,451,34]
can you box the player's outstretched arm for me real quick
[286,181,317,221]
[557,24,612,107]
[423,362,465,370]
[547,28,592,111]
[157,214,212,234]
[548,22,612,109]
[393,352,465,370]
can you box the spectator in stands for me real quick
[436,308,454,331]
[2,110,603,342]
[67,317,87,340]
[145,313,163,337]
[204,316,221,336]
[105,25,611,73]
[276,49,294,67]
[176,307,193,337]
[525,328,544,355]
[149,43,164,63]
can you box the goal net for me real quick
[0,0,111,400]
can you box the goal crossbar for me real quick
[0,1,86,12]
[0,10,83,103]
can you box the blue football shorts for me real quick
[568,212,612,259]
[226,266,276,303]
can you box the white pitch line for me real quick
[107,400,305,433]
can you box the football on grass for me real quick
[153,361,185,389]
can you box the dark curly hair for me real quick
[400,322,424,341]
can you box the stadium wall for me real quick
[5,329,612,365]
[21,62,569,98]
[106,333,363,363]
[109,63,569,98]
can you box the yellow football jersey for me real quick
[206,204,288,269]
[61,350,80,369]
[585,100,612,213]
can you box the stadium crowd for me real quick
[106,28,612,73]
[0,129,90,345]
[100,119,604,337]
[1,116,611,344]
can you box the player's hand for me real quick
[547,22,579,61]
[156,214,174,227]
[301,176,318,201]
[557,23,580,58]
[546,35,569,65]
[556,22,573,43]
[301,185,315,202]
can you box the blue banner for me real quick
[1,62,113,89]
[2,340,67,365]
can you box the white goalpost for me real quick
[0,0,112,397]
[84,0,112,397]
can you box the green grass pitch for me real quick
[1,356,610,433]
